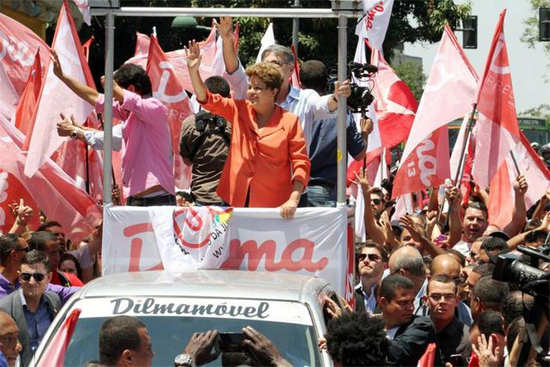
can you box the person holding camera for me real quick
[179,76,232,206]
[186,41,310,219]
[97,316,291,367]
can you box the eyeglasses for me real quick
[20,273,47,282]
[358,253,382,262]
[428,293,456,302]
[371,198,382,205]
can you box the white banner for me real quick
[103,206,349,296]
[355,0,395,51]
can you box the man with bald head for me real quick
[388,246,427,315]
[0,310,22,367]
[418,254,473,326]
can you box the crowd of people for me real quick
[0,15,549,367]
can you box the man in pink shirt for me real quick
[51,51,175,206]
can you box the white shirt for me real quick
[83,124,123,151]
[386,326,400,340]
[355,281,378,314]
[453,240,472,256]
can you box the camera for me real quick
[493,245,550,300]
[328,62,377,113]
[195,112,227,134]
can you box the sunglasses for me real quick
[20,273,47,282]
[428,293,456,302]
[371,199,382,205]
[358,253,381,262]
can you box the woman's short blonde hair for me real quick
[245,62,284,91]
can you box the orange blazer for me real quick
[200,91,310,207]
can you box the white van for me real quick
[32,270,341,366]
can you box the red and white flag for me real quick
[0,115,101,243]
[472,10,521,190]
[146,35,195,189]
[488,132,550,230]
[346,37,384,185]
[256,23,275,63]
[449,114,476,204]
[81,36,94,60]
[392,25,478,198]
[36,308,81,367]
[0,13,50,120]
[24,0,95,178]
[355,0,395,51]
[371,46,418,149]
[126,25,235,96]
[134,32,151,58]
[72,0,91,25]
[13,49,42,137]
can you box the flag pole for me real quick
[509,151,521,176]
[84,142,90,194]
[453,103,478,189]
[442,103,477,226]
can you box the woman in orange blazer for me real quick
[186,41,310,219]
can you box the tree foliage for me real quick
[391,60,426,101]
[521,104,550,120]
[521,0,550,82]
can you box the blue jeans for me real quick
[306,185,336,207]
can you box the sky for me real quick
[404,0,549,114]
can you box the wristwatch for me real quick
[174,354,195,367]
[70,130,78,139]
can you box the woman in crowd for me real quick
[59,252,83,282]
[186,40,310,219]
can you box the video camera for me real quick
[493,245,550,300]
[328,62,377,113]
[493,245,550,366]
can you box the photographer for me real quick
[97,316,291,367]
[300,60,372,207]
[179,76,232,206]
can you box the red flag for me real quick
[0,115,101,243]
[392,25,478,198]
[36,308,81,367]
[14,49,42,137]
[488,132,550,230]
[370,46,418,149]
[472,10,521,190]
[417,343,436,367]
[134,31,150,57]
[146,35,195,189]
[82,36,94,61]
[0,13,50,121]
[127,27,220,95]
[24,0,96,177]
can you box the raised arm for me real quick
[185,40,207,103]
[447,186,463,246]
[215,17,239,74]
[51,49,99,106]
[501,175,528,237]
[354,170,387,245]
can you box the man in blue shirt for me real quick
[300,60,371,207]
[0,251,60,367]
[0,234,78,304]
